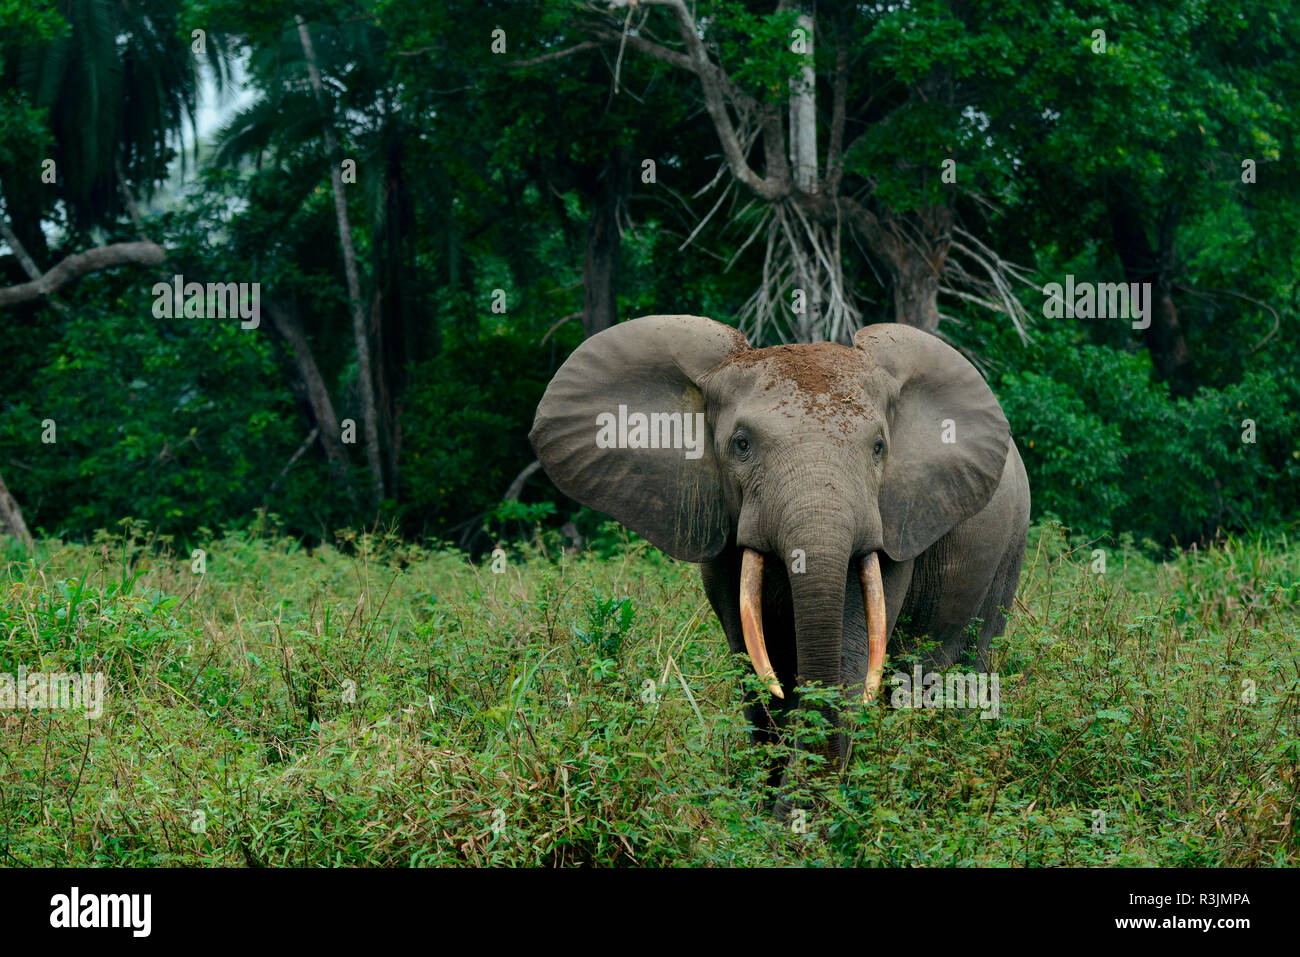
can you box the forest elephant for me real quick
[530,315,1030,772]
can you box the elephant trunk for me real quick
[738,454,887,763]
[738,545,884,703]
[787,540,850,687]
[779,514,855,760]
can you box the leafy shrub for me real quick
[0,284,317,540]
[2,526,1295,866]
[399,327,549,539]
[997,369,1127,533]
[995,328,1300,550]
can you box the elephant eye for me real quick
[872,438,885,458]
[732,433,751,457]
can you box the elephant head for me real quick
[530,315,1010,713]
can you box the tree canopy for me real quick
[0,0,1296,552]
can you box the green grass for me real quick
[0,521,1296,866]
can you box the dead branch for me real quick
[262,426,321,506]
[594,0,787,201]
[506,41,600,68]
[503,460,543,502]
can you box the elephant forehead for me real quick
[712,342,877,423]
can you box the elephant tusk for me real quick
[739,549,783,699]
[860,552,887,703]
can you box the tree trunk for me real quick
[0,470,33,548]
[265,300,354,496]
[787,12,823,341]
[789,12,818,193]
[296,14,386,506]
[880,205,951,334]
[582,156,622,339]
[371,287,403,499]
[890,247,943,333]
[1106,183,1196,395]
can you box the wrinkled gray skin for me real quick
[530,315,1030,785]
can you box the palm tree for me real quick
[1,0,228,256]
[0,0,228,544]
[211,11,426,508]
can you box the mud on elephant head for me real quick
[530,315,1029,762]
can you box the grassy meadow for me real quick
[1,522,1296,867]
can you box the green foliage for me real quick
[490,499,556,525]
[0,278,314,539]
[995,325,1300,548]
[398,326,549,537]
[0,92,50,169]
[996,369,1128,530]
[1,525,1295,866]
[573,591,635,662]
[707,2,802,98]
[0,0,64,37]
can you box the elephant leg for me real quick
[894,531,999,671]
[896,443,1029,672]
[969,443,1030,669]
[971,522,1029,670]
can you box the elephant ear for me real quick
[530,315,748,561]
[855,324,1010,562]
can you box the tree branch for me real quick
[588,23,693,72]
[261,425,321,507]
[0,214,45,281]
[503,460,542,502]
[0,241,165,307]
[662,0,785,200]
[594,0,786,201]
[825,27,849,193]
[506,41,600,68]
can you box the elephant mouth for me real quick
[738,548,887,703]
